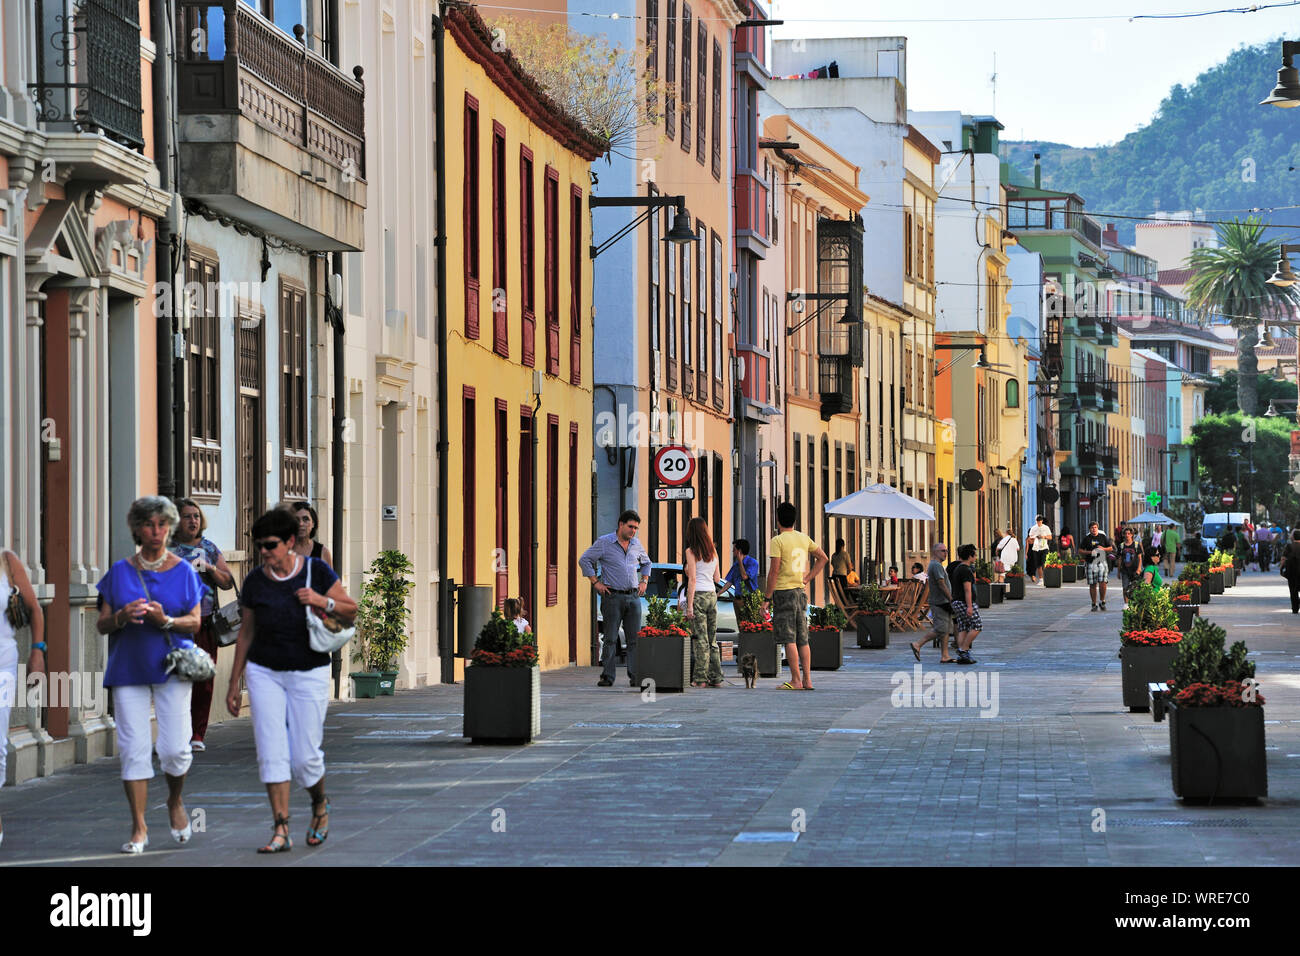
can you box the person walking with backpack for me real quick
[1162,523,1181,579]
[1116,528,1142,607]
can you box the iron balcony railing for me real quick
[30,0,145,148]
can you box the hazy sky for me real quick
[768,0,1294,146]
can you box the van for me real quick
[1199,512,1251,547]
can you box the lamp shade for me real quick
[1261,64,1300,107]
[1267,255,1298,286]
[665,210,696,244]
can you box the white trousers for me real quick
[114,677,193,781]
[0,637,17,788]
[246,661,329,788]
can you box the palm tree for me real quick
[1184,218,1299,416]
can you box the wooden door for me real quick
[236,319,264,555]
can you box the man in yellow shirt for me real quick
[763,502,829,690]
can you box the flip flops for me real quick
[909,642,921,662]
[778,681,799,690]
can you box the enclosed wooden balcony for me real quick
[175,1,367,251]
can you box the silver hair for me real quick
[127,495,180,544]
[931,542,948,558]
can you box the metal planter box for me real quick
[1175,604,1200,633]
[1062,564,1078,583]
[1209,571,1224,594]
[1169,703,1267,800]
[463,666,541,743]
[1197,580,1211,604]
[737,630,780,677]
[1121,642,1181,711]
[638,632,691,691]
[1006,576,1025,600]
[808,629,843,670]
[989,583,1006,604]
[855,614,888,649]
[974,581,992,608]
[1044,566,1062,588]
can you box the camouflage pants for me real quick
[689,591,722,684]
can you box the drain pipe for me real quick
[152,0,178,497]
[433,5,453,684]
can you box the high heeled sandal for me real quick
[257,815,292,853]
[306,798,330,846]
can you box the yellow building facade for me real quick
[1107,330,1135,524]
[444,6,602,669]
[982,189,1025,543]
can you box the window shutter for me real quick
[544,167,560,376]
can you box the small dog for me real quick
[739,653,758,689]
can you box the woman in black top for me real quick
[226,509,356,852]
[1280,529,1300,614]
[291,501,334,569]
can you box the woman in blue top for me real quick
[96,496,203,854]
[226,508,356,853]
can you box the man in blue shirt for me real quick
[720,539,761,597]
[579,509,651,687]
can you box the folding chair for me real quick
[829,579,872,627]
[887,581,922,632]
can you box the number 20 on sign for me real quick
[653,446,695,486]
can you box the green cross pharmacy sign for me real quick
[1146,491,1161,508]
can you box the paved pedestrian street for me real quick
[2,573,1298,868]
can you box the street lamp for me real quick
[1261,41,1300,108]
[589,194,697,259]
[1266,243,1300,286]
[1229,449,1258,519]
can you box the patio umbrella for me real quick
[824,483,936,521]
[1125,511,1177,525]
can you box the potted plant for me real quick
[1207,550,1229,594]
[735,590,780,677]
[853,584,890,648]
[1166,619,1267,800]
[1179,563,1210,606]
[1168,580,1200,632]
[1119,582,1182,711]
[973,558,995,608]
[807,604,846,670]
[463,610,540,743]
[1042,551,1063,588]
[350,550,415,698]
[1005,563,1026,600]
[1061,549,1078,584]
[636,596,692,692]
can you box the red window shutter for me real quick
[464,96,480,339]
[492,125,507,356]
[570,185,582,386]
[546,416,559,606]
[544,168,559,376]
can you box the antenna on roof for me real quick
[990,52,998,115]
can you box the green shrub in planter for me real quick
[464,610,541,742]
[351,550,415,694]
[1005,564,1025,599]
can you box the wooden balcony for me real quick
[734,172,770,253]
[736,344,769,405]
[175,1,367,251]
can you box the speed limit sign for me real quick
[653,445,696,486]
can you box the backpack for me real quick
[1119,544,1141,574]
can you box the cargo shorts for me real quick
[772,587,809,647]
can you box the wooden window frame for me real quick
[696,20,707,164]
[495,399,509,605]
[570,183,583,386]
[680,3,692,150]
[463,390,477,585]
[546,414,559,606]
[544,166,560,375]
[710,38,722,179]
[186,248,221,498]
[711,229,723,408]
[520,146,536,367]
[665,0,676,138]
[280,279,309,501]
[696,220,708,398]
[464,94,481,339]
[646,0,659,120]
[491,121,508,357]
[665,205,677,390]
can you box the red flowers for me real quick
[639,625,690,637]
[470,645,537,667]
[1171,680,1265,708]
[737,621,773,632]
[1121,628,1184,646]
[1173,594,1193,603]
[808,624,840,632]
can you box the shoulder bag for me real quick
[4,551,31,631]
[303,558,355,654]
[133,562,215,683]
[994,537,1010,574]
[212,577,243,647]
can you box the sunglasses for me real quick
[255,539,282,551]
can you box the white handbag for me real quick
[303,559,354,654]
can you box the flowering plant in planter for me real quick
[1121,628,1184,646]
[1121,582,1178,635]
[470,610,540,667]
[1168,580,1197,603]
[1168,618,1261,706]
[1042,550,1064,569]
[640,596,690,637]
[973,558,995,583]
[1207,549,1233,572]
[1005,563,1024,577]
[808,604,848,631]
[735,590,772,631]
[1178,562,1207,582]
[854,584,890,615]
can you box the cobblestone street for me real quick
[2,572,1297,867]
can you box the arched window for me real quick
[1005,378,1020,408]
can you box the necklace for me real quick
[137,550,168,571]
[266,555,302,582]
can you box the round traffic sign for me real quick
[1078,496,1092,508]
[653,445,695,486]
[1221,493,1236,506]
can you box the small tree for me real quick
[352,550,415,672]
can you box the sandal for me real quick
[257,815,292,854]
[306,798,330,846]
[909,642,921,662]
[690,681,706,688]
[778,681,799,690]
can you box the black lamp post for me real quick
[589,194,697,259]
[1261,41,1300,108]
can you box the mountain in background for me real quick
[1002,39,1300,250]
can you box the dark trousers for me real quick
[600,592,642,682]
[191,618,218,741]
[1289,577,1300,613]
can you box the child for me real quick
[888,566,900,586]
[504,597,532,634]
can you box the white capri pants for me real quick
[0,637,18,788]
[113,677,193,781]
[246,661,330,788]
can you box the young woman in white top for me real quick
[995,531,1020,583]
[683,517,724,688]
[1,549,44,848]
[504,597,532,634]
